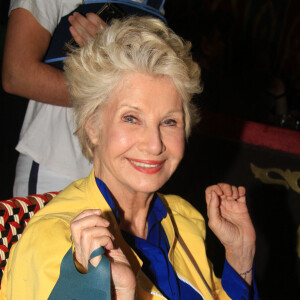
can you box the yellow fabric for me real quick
[0,171,230,300]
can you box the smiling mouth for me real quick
[129,160,161,168]
[127,159,165,173]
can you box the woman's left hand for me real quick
[205,183,256,284]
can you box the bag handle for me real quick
[88,246,110,272]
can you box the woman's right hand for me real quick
[70,209,136,300]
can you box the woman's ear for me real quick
[84,113,101,146]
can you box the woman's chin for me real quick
[131,178,169,195]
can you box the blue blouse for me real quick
[95,178,258,300]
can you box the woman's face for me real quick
[90,72,185,197]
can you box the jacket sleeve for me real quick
[221,259,259,300]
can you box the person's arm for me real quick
[2,8,71,106]
[205,184,259,299]
[2,8,106,107]
[206,184,256,284]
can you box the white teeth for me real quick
[130,160,160,168]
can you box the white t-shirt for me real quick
[10,0,93,180]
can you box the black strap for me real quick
[28,161,39,195]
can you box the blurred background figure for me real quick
[2,0,95,197]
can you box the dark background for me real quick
[164,0,300,126]
[1,0,300,298]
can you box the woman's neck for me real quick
[94,164,154,239]
[113,191,153,239]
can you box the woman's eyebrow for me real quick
[164,109,184,116]
[118,104,183,116]
[118,104,141,111]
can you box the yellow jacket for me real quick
[1,171,230,299]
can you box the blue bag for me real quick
[48,247,111,299]
[44,0,166,69]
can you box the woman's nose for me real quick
[139,126,165,155]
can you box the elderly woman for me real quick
[1,16,258,299]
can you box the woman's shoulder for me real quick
[36,174,95,216]
[9,176,94,270]
[28,172,104,229]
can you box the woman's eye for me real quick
[122,115,137,123]
[162,119,177,126]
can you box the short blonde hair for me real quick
[64,16,202,161]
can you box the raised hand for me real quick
[68,12,106,46]
[205,184,256,284]
[71,209,136,300]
